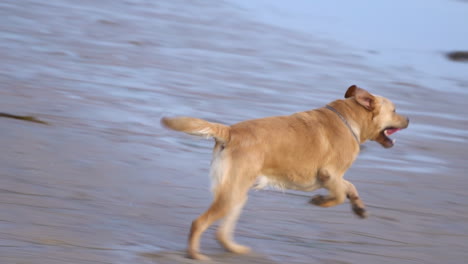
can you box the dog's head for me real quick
[345,85,409,148]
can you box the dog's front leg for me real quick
[344,180,367,218]
[309,178,367,219]
[309,175,346,208]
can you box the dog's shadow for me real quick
[140,250,278,264]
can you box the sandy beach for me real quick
[1,0,467,263]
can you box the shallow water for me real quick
[1,0,467,263]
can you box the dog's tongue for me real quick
[385,128,402,136]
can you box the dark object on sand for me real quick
[0,112,49,125]
[447,51,468,62]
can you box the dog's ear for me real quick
[344,85,375,111]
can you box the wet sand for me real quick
[1,0,468,263]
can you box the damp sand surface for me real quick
[1,1,468,263]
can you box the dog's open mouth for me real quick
[378,127,404,148]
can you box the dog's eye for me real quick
[393,109,396,113]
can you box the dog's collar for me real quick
[325,105,360,145]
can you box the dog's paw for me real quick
[352,205,367,219]
[309,195,327,206]
[229,244,251,254]
[187,250,211,261]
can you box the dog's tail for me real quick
[161,116,230,142]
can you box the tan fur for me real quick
[161,117,230,142]
[161,85,409,260]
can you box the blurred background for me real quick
[1,0,467,263]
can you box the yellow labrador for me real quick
[161,85,409,260]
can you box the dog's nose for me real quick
[406,117,410,126]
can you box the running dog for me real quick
[161,85,409,260]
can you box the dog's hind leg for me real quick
[344,180,367,218]
[216,194,250,254]
[188,190,232,260]
[215,163,257,255]
[188,172,256,260]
